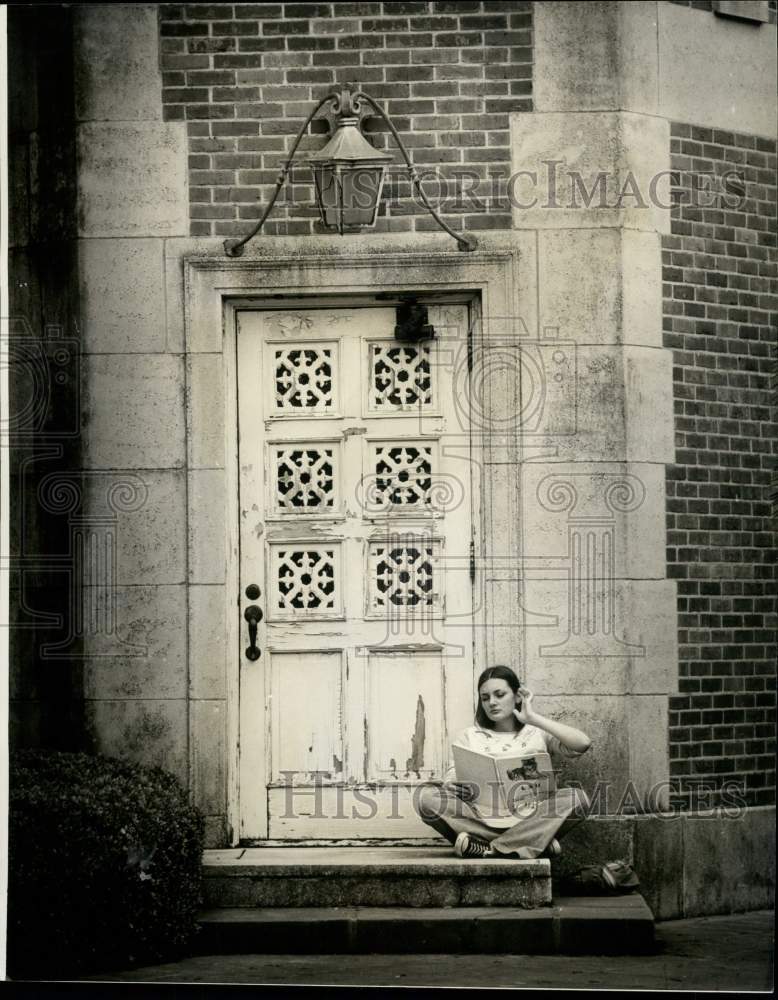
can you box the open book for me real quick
[452,744,556,815]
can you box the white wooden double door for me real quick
[237,303,476,840]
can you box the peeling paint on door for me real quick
[406,695,426,779]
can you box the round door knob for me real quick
[245,583,261,600]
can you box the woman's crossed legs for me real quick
[416,784,590,859]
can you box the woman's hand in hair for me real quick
[514,686,537,725]
[516,689,592,754]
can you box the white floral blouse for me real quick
[443,721,584,827]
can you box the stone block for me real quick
[204,871,550,909]
[77,122,188,238]
[509,111,671,233]
[621,230,662,349]
[85,698,188,785]
[187,354,225,469]
[538,229,662,347]
[197,909,354,954]
[624,346,675,463]
[534,1,659,115]
[658,4,777,137]
[633,814,684,920]
[74,5,162,122]
[191,699,228,816]
[204,815,230,850]
[683,806,776,917]
[551,816,636,878]
[164,238,225,355]
[84,469,186,586]
[82,584,187,699]
[188,470,227,584]
[523,694,668,812]
[627,695,670,809]
[520,461,667,579]
[521,578,677,697]
[189,585,228,700]
[81,354,185,469]
[79,239,166,353]
[555,894,654,954]
[511,344,673,463]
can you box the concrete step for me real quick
[195,896,655,955]
[203,847,551,909]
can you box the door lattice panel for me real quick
[274,345,334,411]
[369,344,432,410]
[274,446,335,511]
[271,546,340,616]
[372,444,433,509]
[368,540,441,613]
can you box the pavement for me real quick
[73,908,774,991]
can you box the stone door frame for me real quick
[183,245,521,844]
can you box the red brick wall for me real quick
[663,123,777,809]
[158,1,533,238]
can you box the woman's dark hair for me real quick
[474,664,521,729]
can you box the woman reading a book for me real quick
[415,665,592,859]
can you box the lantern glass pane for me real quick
[312,166,339,227]
[340,167,383,228]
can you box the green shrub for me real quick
[8,750,205,978]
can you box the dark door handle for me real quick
[244,604,263,661]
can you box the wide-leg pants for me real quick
[416,784,590,859]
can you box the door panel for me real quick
[237,303,475,840]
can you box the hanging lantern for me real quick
[223,86,477,257]
[307,114,394,234]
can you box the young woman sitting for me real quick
[415,665,592,859]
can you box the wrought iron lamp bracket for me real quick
[223,87,477,257]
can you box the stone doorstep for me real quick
[195,897,656,956]
[202,847,552,909]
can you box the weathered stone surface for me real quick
[79,239,166,353]
[520,461,667,579]
[509,111,671,233]
[77,122,188,238]
[84,469,186,585]
[633,814,684,920]
[624,347,674,463]
[202,851,552,908]
[164,239,224,355]
[204,815,230,850]
[551,816,636,878]
[187,354,225,469]
[180,236,522,354]
[522,579,678,697]
[658,3,777,137]
[188,469,227,585]
[538,229,662,347]
[189,585,228,700]
[81,354,185,469]
[508,344,673,462]
[524,694,669,812]
[82,584,187,699]
[74,5,162,122]
[85,698,188,784]
[627,695,670,810]
[191,699,228,816]
[534,1,659,115]
[683,807,776,917]
[193,898,656,956]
